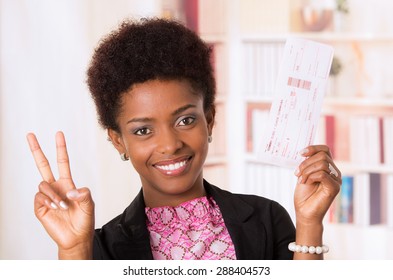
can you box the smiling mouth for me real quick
[154,156,192,175]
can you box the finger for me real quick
[299,163,342,186]
[67,188,95,215]
[56,131,73,181]
[299,145,332,158]
[296,159,327,184]
[302,169,341,187]
[26,133,56,183]
[296,148,330,176]
[295,176,340,216]
[38,181,69,210]
[34,191,58,213]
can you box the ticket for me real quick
[258,37,334,168]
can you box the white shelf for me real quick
[324,223,393,260]
[198,0,393,260]
[241,32,393,43]
[244,95,272,104]
[244,95,393,107]
[334,161,393,175]
[244,156,393,175]
[324,97,393,107]
[200,34,227,44]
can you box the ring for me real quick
[328,163,338,177]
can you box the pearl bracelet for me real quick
[288,242,329,254]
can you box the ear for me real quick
[107,129,127,155]
[205,106,215,136]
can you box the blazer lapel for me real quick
[112,189,153,260]
[205,181,267,259]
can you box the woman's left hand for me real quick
[294,145,341,226]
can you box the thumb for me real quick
[66,187,94,213]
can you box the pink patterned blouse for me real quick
[145,196,236,260]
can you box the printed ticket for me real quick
[259,38,334,168]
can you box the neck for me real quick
[142,176,206,208]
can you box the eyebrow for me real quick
[126,104,197,124]
[171,104,197,117]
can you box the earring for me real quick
[208,135,213,143]
[120,153,129,161]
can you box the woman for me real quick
[27,18,341,260]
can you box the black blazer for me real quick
[93,180,295,260]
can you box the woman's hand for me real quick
[294,145,341,226]
[292,145,340,260]
[27,131,95,259]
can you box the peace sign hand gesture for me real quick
[27,131,95,259]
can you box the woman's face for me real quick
[109,79,214,207]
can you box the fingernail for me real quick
[294,167,300,176]
[59,201,68,210]
[299,148,309,156]
[50,202,58,209]
[297,176,303,184]
[67,190,79,199]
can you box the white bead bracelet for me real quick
[288,242,329,254]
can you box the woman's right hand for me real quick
[27,131,95,259]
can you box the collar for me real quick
[121,180,254,229]
[116,180,259,260]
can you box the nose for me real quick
[156,128,183,155]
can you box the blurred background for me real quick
[1,0,392,259]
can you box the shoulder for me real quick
[93,189,151,259]
[204,180,295,259]
[205,181,289,217]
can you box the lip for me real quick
[153,156,192,176]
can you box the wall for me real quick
[0,0,161,259]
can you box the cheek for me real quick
[126,140,153,165]
[187,129,209,154]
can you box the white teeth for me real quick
[156,160,187,171]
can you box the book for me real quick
[211,43,227,98]
[198,0,226,35]
[339,176,354,223]
[334,114,350,161]
[350,116,382,166]
[243,42,284,99]
[353,172,384,226]
[369,173,382,225]
[325,115,336,158]
[353,173,370,226]
[383,117,393,166]
[386,174,393,228]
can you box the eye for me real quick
[177,116,195,126]
[133,127,152,136]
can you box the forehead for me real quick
[120,79,204,117]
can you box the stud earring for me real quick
[208,135,213,143]
[120,153,129,161]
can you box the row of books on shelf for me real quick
[242,41,393,100]
[242,163,393,229]
[209,43,227,97]
[243,42,284,98]
[317,114,393,166]
[161,0,226,35]
[246,107,393,167]
[245,163,296,221]
[328,173,393,228]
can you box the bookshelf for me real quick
[160,0,230,189]
[240,34,393,259]
[168,0,393,259]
